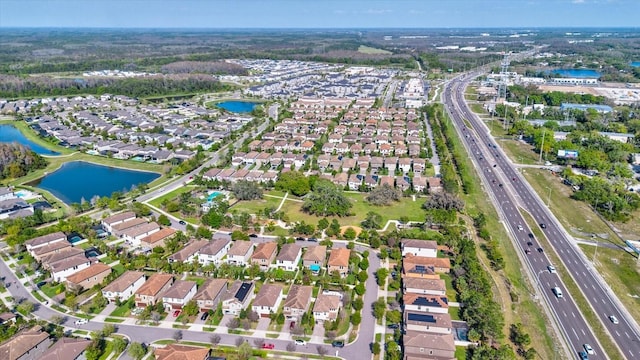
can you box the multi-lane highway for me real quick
[443,74,640,359]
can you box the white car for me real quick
[547,265,556,274]
[609,315,619,324]
[294,339,307,346]
[74,319,88,326]
[517,225,523,231]
[583,344,594,355]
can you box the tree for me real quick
[286,342,296,352]
[302,180,352,217]
[209,334,221,347]
[247,310,260,322]
[317,345,329,356]
[275,171,311,196]
[112,337,127,354]
[128,342,146,360]
[183,300,199,316]
[372,299,386,320]
[317,218,329,231]
[386,310,402,324]
[172,330,183,341]
[375,268,388,286]
[101,324,116,337]
[366,184,402,205]
[227,317,240,329]
[423,192,465,211]
[253,338,265,348]
[351,312,362,326]
[352,297,364,311]
[157,214,171,226]
[231,230,250,241]
[232,180,263,200]
[343,227,357,240]
[361,212,383,230]
[371,342,381,355]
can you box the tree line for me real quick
[0,143,47,180]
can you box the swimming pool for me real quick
[68,235,83,244]
[15,191,27,198]
[208,191,222,201]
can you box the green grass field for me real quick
[357,45,392,55]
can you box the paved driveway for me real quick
[256,317,270,331]
[311,321,324,342]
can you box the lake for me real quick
[0,124,60,155]
[216,101,259,113]
[631,62,640,68]
[29,161,160,204]
[549,68,601,78]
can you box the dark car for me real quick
[525,249,532,255]
[540,223,546,228]
[537,247,544,253]
[527,241,533,246]
[528,233,534,239]
[387,323,399,329]
[493,164,497,167]
[296,237,306,241]
[36,281,47,288]
[178,220,186,225]
[498,183,503,187]
[332,341,345,348]
[249,234,259,238]
[308,237,318,242]
[578,351,589,360]
[200,312,209,321]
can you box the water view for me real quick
[631,62,640,67]
[29,161,160,204]
[549,68,601,78]
[216,101,259,113]
[0,124,60,155]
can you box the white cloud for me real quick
[571,0,586,3]
[364,9,392,15]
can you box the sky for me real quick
[1,0,639,29]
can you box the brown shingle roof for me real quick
[193,279,227,302]
[402,278,446,293]
[252,284,282,307]
[0,326,50,360]
[136,273,173,296]
[111,218,147,232]
[25,231,66,248]
[66,263,111,285]
[49,253,91,272]
[169,240,207,262]
[102,271,145,293]
[41,338,92,360]
[403,255,451,270]
[227,240,253,256]
[401,239,438,250]
[251,242,277,261]
[41,247,84,266]
[163,280,197,300]
[199,238,231,256]
[276,243,301,262]
[154,344,210,360]
[140,228,176,245]
[403,331,455,353]
[32,241,71,257]
[283,285,312,310]
[302,245,327,263]
[313,293,341,313]
[102,211,136,225]
[327,248,350,267]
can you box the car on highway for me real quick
[295,339,307,346]
[200,312,209,321]
[525,249,532,255]
[527,241,533,246]
[609,315,619,324]
[517,225,523,231]
[173,310,181,317]
[178,220,186,225]
[332,340,345,348]
[583,344,594,355]
[539,223,546,228]
[75,319,88,326]
[578,351,589,360]
[547,265,556,274]
[262,343,275,349]
[498,183,503,187]
[552,287,563,298]
[537,247,544,253]
[493,164,497,167]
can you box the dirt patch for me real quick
[340,225,362,236]
[537,85,600,95]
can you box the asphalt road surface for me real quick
[443,75,640,360]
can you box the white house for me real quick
[403,294,449,314]
[251,284,283,318]
[401,239,438,258]
[313,293,342,322]
[122,222,160,247]
[402,278,447,297]
[198,238,232,266]
[275,243,302,271]
[222,281,254,315]
[101,211,136,233]
[50,254,93,282]
[102,271,146,304]
[25,232,67,252]
[162,280,198,311]
[226,241,254,266]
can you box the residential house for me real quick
[122,222,161,246]
[111,218,147,237]
[404,311,452,335]
[347,174,361,190]
[250,242,278,270]
[66,263,111,292]
[403,331,455,360]
[403,255,451,276]
[313,293,342,322]
[275,243,302,271]
[427,177,444,194]
[194,279,228,313]
[0,313,16,325]
[140,228,176,249]
[413,176,427,193]
[25,232,66,253]
[102,270,146,304]
[154,344,210,360]
[168,239,208,264]
[399,158,412,174]
[283,285,313,320]
[251,284,283,317]
[101,211,136,233]
[49,254,94,282]
[31,241,71,261]
[403,293,449,314]
[0,326,52,360]
[401,239,438,258]
[327,248,351,277]
[198,238,232,266]
[135,273,174,308]
[302,245,326,272]
[162,280,198,311]
[221,281,254,315]
[403,278,447,297]
[226,241,254,266]
[41,338,92,360]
